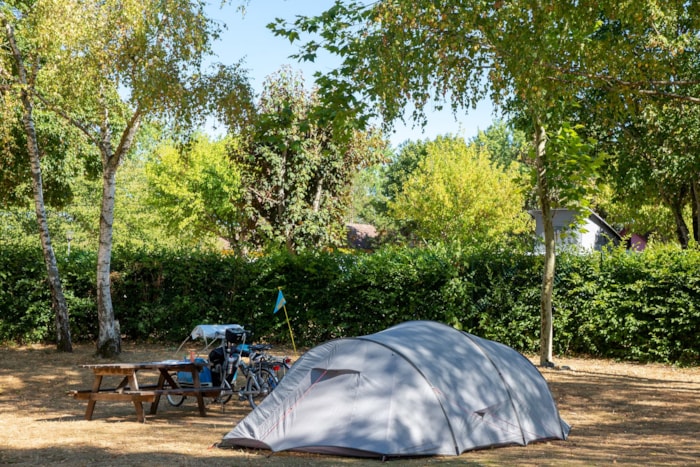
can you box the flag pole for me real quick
[278,287,297,355]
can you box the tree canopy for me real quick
[269,0,700,365]
[389,136,529,246]
[230,67,387,252]
[146,134,244,248]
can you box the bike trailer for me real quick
[174,324,245,355]
[175,357,213,387]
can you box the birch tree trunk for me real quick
[534,122,554,367]
[95,109,141,358]
[5,22,72,352]
[96,163,121,357]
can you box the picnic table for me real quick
[69,360,220,423]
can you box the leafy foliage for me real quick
[592,101,700,247]
[389,136,530,246]
[145,134,244,248]
[471,120,529,169]
[229,67,387,252]
[539,123,606,211]
[0,107,94,209]
[3,241,699,365]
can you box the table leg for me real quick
[127,372,145,423]
[192,368,207,416]
[85,374,103,420]
[114,376,130,392]
[150,371,167,415]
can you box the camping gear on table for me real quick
[173,324,246,389]
[219,320,570,458]
[169,324,286,409]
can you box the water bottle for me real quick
[227,351,235,376]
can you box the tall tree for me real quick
[7,0,252,356]
[271,0,660,365]
[389,136,529,246]
[580,95,700,248]
[229,68,386,252]
[567,6,700,248]
[1,10,75,351]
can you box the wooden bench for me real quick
[122,387,224,397]
[69,389,157,402]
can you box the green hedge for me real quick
[1,243,699,364]
[556,247,700,364]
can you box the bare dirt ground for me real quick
[1,342,699,466]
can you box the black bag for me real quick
[225,327,249,344]
[208,347,225,386]
[209,346,225,366]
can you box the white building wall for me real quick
[530,209,617,253]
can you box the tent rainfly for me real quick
[219,320,570,458]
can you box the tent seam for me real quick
[355,335,461,455]
[258,369,328,442]
[460,331,528,445]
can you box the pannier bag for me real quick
[208,347,226,387]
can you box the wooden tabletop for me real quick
[79,360,205,370]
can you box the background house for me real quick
[529,208,622,253]
[346,223,378,250]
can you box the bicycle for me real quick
[166,326,288,409]
[244,343,292,407]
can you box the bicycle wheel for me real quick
[165,373,186,407]
[216,375,234,405]
[245,368,277,409]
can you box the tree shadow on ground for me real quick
[1,344,698,466]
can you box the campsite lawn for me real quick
[1,343,698,466]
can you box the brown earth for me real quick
[1,342,699,466]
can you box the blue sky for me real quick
[206,0,495,147]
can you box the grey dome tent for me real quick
[220,320,570,458]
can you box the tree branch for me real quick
[113,107,142,168]
[33,92,101,147]
[545,62,700,103]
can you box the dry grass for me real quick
[1,342,699,466]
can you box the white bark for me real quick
[95,109,141,357]
[5,21,72,352]
[96,164,121,356]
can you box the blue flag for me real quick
[273,290,286,314]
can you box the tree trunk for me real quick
[667,190,690,249]
[690,179,700,243]
[312,175,324,213]
[96,164,121,357]
[534,122,554,367]
[5,21,72,352]
[94,109,141,358]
